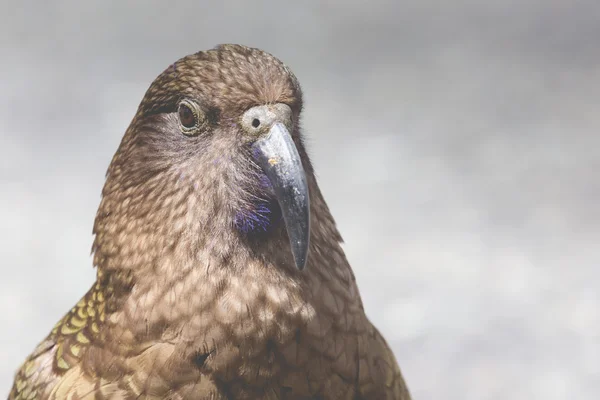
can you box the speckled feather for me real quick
[9,44,410,400]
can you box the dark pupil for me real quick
[179,104,196,128]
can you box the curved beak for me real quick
[251,123,310,270]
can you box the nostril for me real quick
[252,118,260,128]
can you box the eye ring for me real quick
[177,99,205,136]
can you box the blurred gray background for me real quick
[1,1,599,398]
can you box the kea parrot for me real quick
[9,44,411,400]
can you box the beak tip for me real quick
[291,227,310,270]
[293,249,308,271]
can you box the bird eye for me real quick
[179,104,195,128]
[177,100,204,136]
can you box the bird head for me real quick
[94,44,312,272]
